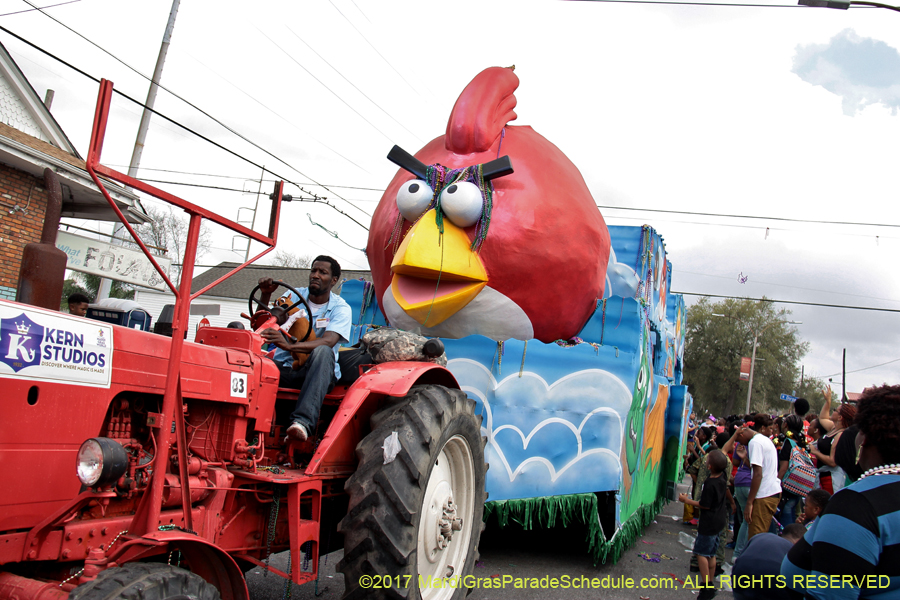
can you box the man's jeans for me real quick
[733,486,750,559]
[278,345,336,433]
[781,490,802,528]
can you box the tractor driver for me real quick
[256,255,352,443]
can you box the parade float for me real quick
[342,66,693,563]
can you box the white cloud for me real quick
[793,29,900,116]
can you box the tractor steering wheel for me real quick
[248,280,314,343]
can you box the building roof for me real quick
[190,262,373,300]
[0,42,150,224]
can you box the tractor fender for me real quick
[351,361,459,396]
[306,362,459,476]
[111,531,247,600]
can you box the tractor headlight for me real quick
[76,437,128,487]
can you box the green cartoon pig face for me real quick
[625,328,652,474]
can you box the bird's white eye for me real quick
[439,181,483,228]
[396,180,433,222]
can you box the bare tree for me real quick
[132,204,211,284]
[272,250,314,269]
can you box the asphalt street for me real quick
[246,476,729,600]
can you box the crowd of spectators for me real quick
[680,384,900,599]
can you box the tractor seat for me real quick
[276,384,350,406]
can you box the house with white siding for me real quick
[0,41,149,300]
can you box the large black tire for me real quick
[69,563,220,600]
[337,384,487,600]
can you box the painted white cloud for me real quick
[448,358,632,501]
[604,246,641,299]
[793,29,900,116]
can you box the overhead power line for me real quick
[0,23,370,231]
[105,165,387,192]
[349,0,372,23]
[605,214,900,241]
[821,357,900,378]
[674,291,900,313]
[0,0,80,17]
[677,270,900,305]
[253,25,394,148]
[180,51,368,174]
[19,1,370,222]
[571,0,872,7]
[326,0,421,97]
[285,25,423,143]
[598,204,900,229]
[141,178,247,193]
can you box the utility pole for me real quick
[244,166,265,262]
[746,330,761,414]
[97,0,181,301]
[842,348,848,402]
[713,313,802,414]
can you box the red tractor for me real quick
[0,80,486,600]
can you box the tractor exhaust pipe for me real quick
[0,572,69,600]
[15,169,68,310]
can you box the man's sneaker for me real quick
[286,421,308,442]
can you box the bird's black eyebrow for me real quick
[387,145,514,182]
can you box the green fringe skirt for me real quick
[483,493,668,565]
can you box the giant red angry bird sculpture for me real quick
[366,66,611,343]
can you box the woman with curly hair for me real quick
[776,414,809,526]
[782,384,900,599]
[811,387,856,493]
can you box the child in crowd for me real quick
[796,488,831,530]
[680,449,730,600]
[684,426,715,524]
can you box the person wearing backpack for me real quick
[777,414,815,525]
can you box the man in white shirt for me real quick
[256,256,352,443]
[737,415,782,540]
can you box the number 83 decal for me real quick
[230,372,248,398]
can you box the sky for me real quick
[1,0,899,398]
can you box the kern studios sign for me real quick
[0,304,113,388]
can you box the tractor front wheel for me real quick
[69,563,220,600]
[338,384,486,600]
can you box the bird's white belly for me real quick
[382,286,534,341]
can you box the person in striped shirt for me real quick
[781,384,900,599]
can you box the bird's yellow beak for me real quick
[390,209,487,326]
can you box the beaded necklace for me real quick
[859,464,900,479]
[386,163,495,253]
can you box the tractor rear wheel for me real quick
[337,384,486,600]
[69,563,220,600]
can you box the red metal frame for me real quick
[83,79,283,538]
[2,79,472,600]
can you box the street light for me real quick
[713,314,802,414]
[798,0,900,13]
